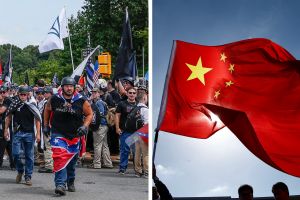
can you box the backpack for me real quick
[124,105,146,132]
[106,107,116,127]
[89,103,101,131]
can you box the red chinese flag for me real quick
[157,38,300,177]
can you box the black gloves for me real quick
[43,126,51,137]
[77,126,88,137]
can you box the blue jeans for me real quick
[54,154,78,187]
[52,133,78,187]
[12,131,34,179]
[119,131,135,171]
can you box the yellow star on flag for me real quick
[229,64,234,73]
[220,53,227,62]
[186,57,213,85]
[225,80,234,87]
[214,90,221,99]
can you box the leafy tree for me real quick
[0,0,148,85]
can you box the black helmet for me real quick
[121,76,134,86]
[61,77,76,86]
[44,86,53,94]
[18,85,30,93]
[138,85,148,93]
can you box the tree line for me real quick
[0,0,148,85]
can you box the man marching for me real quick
[4,85,41,186]
[43,77,92,196]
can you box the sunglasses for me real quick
[19,93,27,96]
[0,91,6,94]
[128,92,136,94]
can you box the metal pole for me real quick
[152,129,159,163]
[65,7,75,71]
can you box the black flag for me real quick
[24,71,29,85]
[114,7,137,81]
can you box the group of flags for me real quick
[37,6,137,93]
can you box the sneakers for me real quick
[25,178,32,186]
[143,173,148,179]
[55,185,66,196]
[16,173,23,184]
[102,165,113,169]
[118,169,125,175]
[135,172,143,178]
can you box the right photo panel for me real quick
[152,0,300,199]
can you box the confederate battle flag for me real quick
[51,136,85,172]
[157,38,300,177]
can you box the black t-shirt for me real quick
[3,97,13,109]
[13,104,34,133]
[115,100,137,131]
[109,90,121,106]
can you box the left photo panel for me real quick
[0,0,149,199]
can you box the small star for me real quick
[54,138,59,144]
[228,64,235,73]
[214,90,221,99]
[225,80,234,87]
[220,53,227,62]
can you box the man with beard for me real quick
[43,77,92,196]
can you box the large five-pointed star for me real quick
[186,57,213,85]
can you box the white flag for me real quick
[71,45,100,78]
[39,8,69,53]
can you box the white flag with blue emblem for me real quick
[38,8,69,53]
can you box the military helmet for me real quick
[61,77,76,86]
[18,85,30,93]
[120,76,134,86]
[44,86,53,94]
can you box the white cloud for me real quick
[197,185,229,197]
[209,185,229,194]
[156,164,177,176]
[0,35,9,44]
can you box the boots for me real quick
[67,180,75,192]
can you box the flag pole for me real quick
[152,128,160,162]
[9,44,13,84]
[142,46,145,85]
[65,7,75,71]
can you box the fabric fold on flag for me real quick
[157,38,300,177]
[114,8,137,81]
[71,45,99,79]
[125,124,148,146]
[39,8,69,53]
[50,137,80,172]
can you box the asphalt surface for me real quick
[0,160,148,200]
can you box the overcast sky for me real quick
[153,0,300,198]
[0,0,84,48]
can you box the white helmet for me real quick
[98,79,107,89]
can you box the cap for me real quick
[91,88,100,92]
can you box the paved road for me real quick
[0,161,148,200]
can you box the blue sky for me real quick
[153,0,300,198]
[0,0,84,48]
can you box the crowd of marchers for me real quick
[0,75,148,196]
